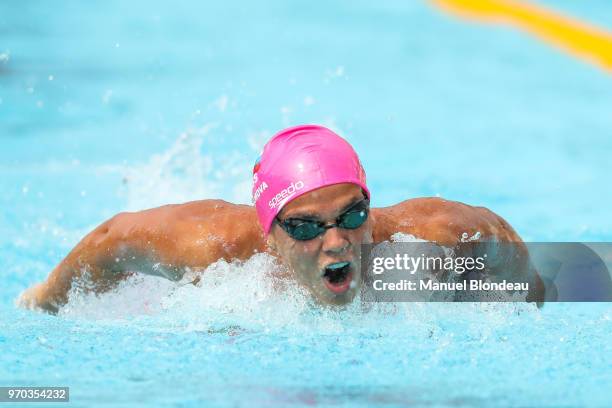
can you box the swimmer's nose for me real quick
[321,227,350,255]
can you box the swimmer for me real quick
[19,125,546,313]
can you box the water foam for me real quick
[58,234,538,337]
[58,251,391,335]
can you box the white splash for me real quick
[390,232,429,243]
[58,252,375,333]
[56,242,538,336]
[119,124,253,210]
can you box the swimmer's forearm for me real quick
[21,213,185,313]
[24,256,134,314]
[20,217,133,312]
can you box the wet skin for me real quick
[19,184,545,313]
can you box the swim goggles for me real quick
[275,198,370,241]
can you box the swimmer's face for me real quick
[267,183,373,305]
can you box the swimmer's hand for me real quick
[17,283,55,313]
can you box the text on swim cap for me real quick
[268,181,304,209]
[252,181,268,203]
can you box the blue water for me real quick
[1,1,611,406]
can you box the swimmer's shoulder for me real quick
[372,197,520,244]
[143,199,266,261]
[102,199,264,255]
[115,199,255,224]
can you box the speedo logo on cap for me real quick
[268,180,304,209]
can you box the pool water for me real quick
[1,0,611,406]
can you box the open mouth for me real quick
[321,261,353,294]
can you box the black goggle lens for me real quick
[277,199,369,241]
[289,222,324,241]
[338,208,368,229]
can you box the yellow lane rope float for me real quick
[432,0,612,72]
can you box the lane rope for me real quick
[432,0,612,72]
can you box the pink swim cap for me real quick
[252,124,369,236]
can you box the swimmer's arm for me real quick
[429,202,547,302]
[18,212,182,313]
[373,197,546,301]
[18,200,266,314]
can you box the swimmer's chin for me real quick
[318,287,359,306]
